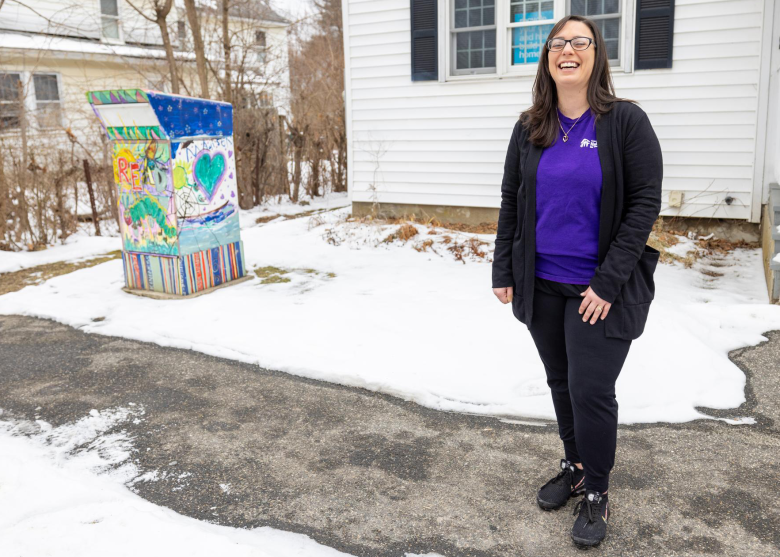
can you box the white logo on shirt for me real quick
[580,139,597,148]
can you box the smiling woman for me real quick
[491,14,663,550]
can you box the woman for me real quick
[491,15,663,548]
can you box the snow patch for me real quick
[0,231,118,274]
[0,409,377,556]
[0,194,777,425]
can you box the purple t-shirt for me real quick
[534,107,602,285]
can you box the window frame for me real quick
[441,0,634,82]
[177,20,187,44]
[449,0,498,77]
[0,72,65,135]
[252,30,268,66]
[0,72,24,134]
[99,0,123,43]
[566,0,625,67]
[32,73,63,130]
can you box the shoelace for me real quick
[542,466,572,489]
[573,496,602,523]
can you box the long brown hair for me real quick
[521,15,633,147]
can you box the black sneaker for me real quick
[536,459,586,511]
[571,490,609,548]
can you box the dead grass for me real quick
[253,265,336,284]
[648,216,759,268]
[254,266,292,284]
[446,236,490,264]
[323,213,758,269]
[256,206,343,226]
[433,221,497,234]
[0,251,122,296]
[255,214,281,224]
[383,223,419,243]
[413,239,435,253]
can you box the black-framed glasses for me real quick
[546,37,595,52]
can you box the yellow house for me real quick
[0,0,292,149]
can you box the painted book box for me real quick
[87,89,247,297]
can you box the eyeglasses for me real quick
[546,37,595,52]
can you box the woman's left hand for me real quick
[579,287,611,324]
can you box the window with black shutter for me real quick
[411,0,438,81]
[634,0,674,70]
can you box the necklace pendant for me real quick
[563,134,568,143]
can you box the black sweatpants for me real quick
[528,276,632,493]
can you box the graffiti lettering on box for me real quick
[116,156,141,191]
[113,140,178,255]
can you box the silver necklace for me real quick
[557,110,585,142]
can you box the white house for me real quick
[341,0,780,234]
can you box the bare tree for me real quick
[221,0,232,104]
[183,0,210,98]
[287,0,347,199]
[125,0,180,94]
[0,145,7,246]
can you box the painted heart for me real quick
[193,152,227,201]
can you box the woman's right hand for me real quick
[493,286,513,304]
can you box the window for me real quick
[509,0,555,66]
[0,73,22,131]
[100,0,120,40]
[237,90,273,110]
[257,91,274,108]
[443,0,630,80]
[254,30,267,65]
[451,0,496,75]
[569,0,620,61]
[177,20,186,43]
[32,74,61,128]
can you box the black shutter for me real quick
[411,0,438,81]
[635,0,675,70]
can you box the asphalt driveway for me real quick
[0,315,778,556]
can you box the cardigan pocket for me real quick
[621,244,660,306]
[621,302,652,340]
[605,245,660,340]
[511,206,526,296]
[511,295,527,325]
[604,297,653,340]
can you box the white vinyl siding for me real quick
[0,0,100,40]
[0,1,174,47]
[343,0,768,222]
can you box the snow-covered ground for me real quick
[0,192,777,425]
[0,231,118,274]
[0,407,440,557]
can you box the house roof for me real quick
[0,31,184,61]
[183,0,291,25]
[235,4,290,24]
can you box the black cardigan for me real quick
[492,101,663,340]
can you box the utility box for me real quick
[87,89,247,297]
